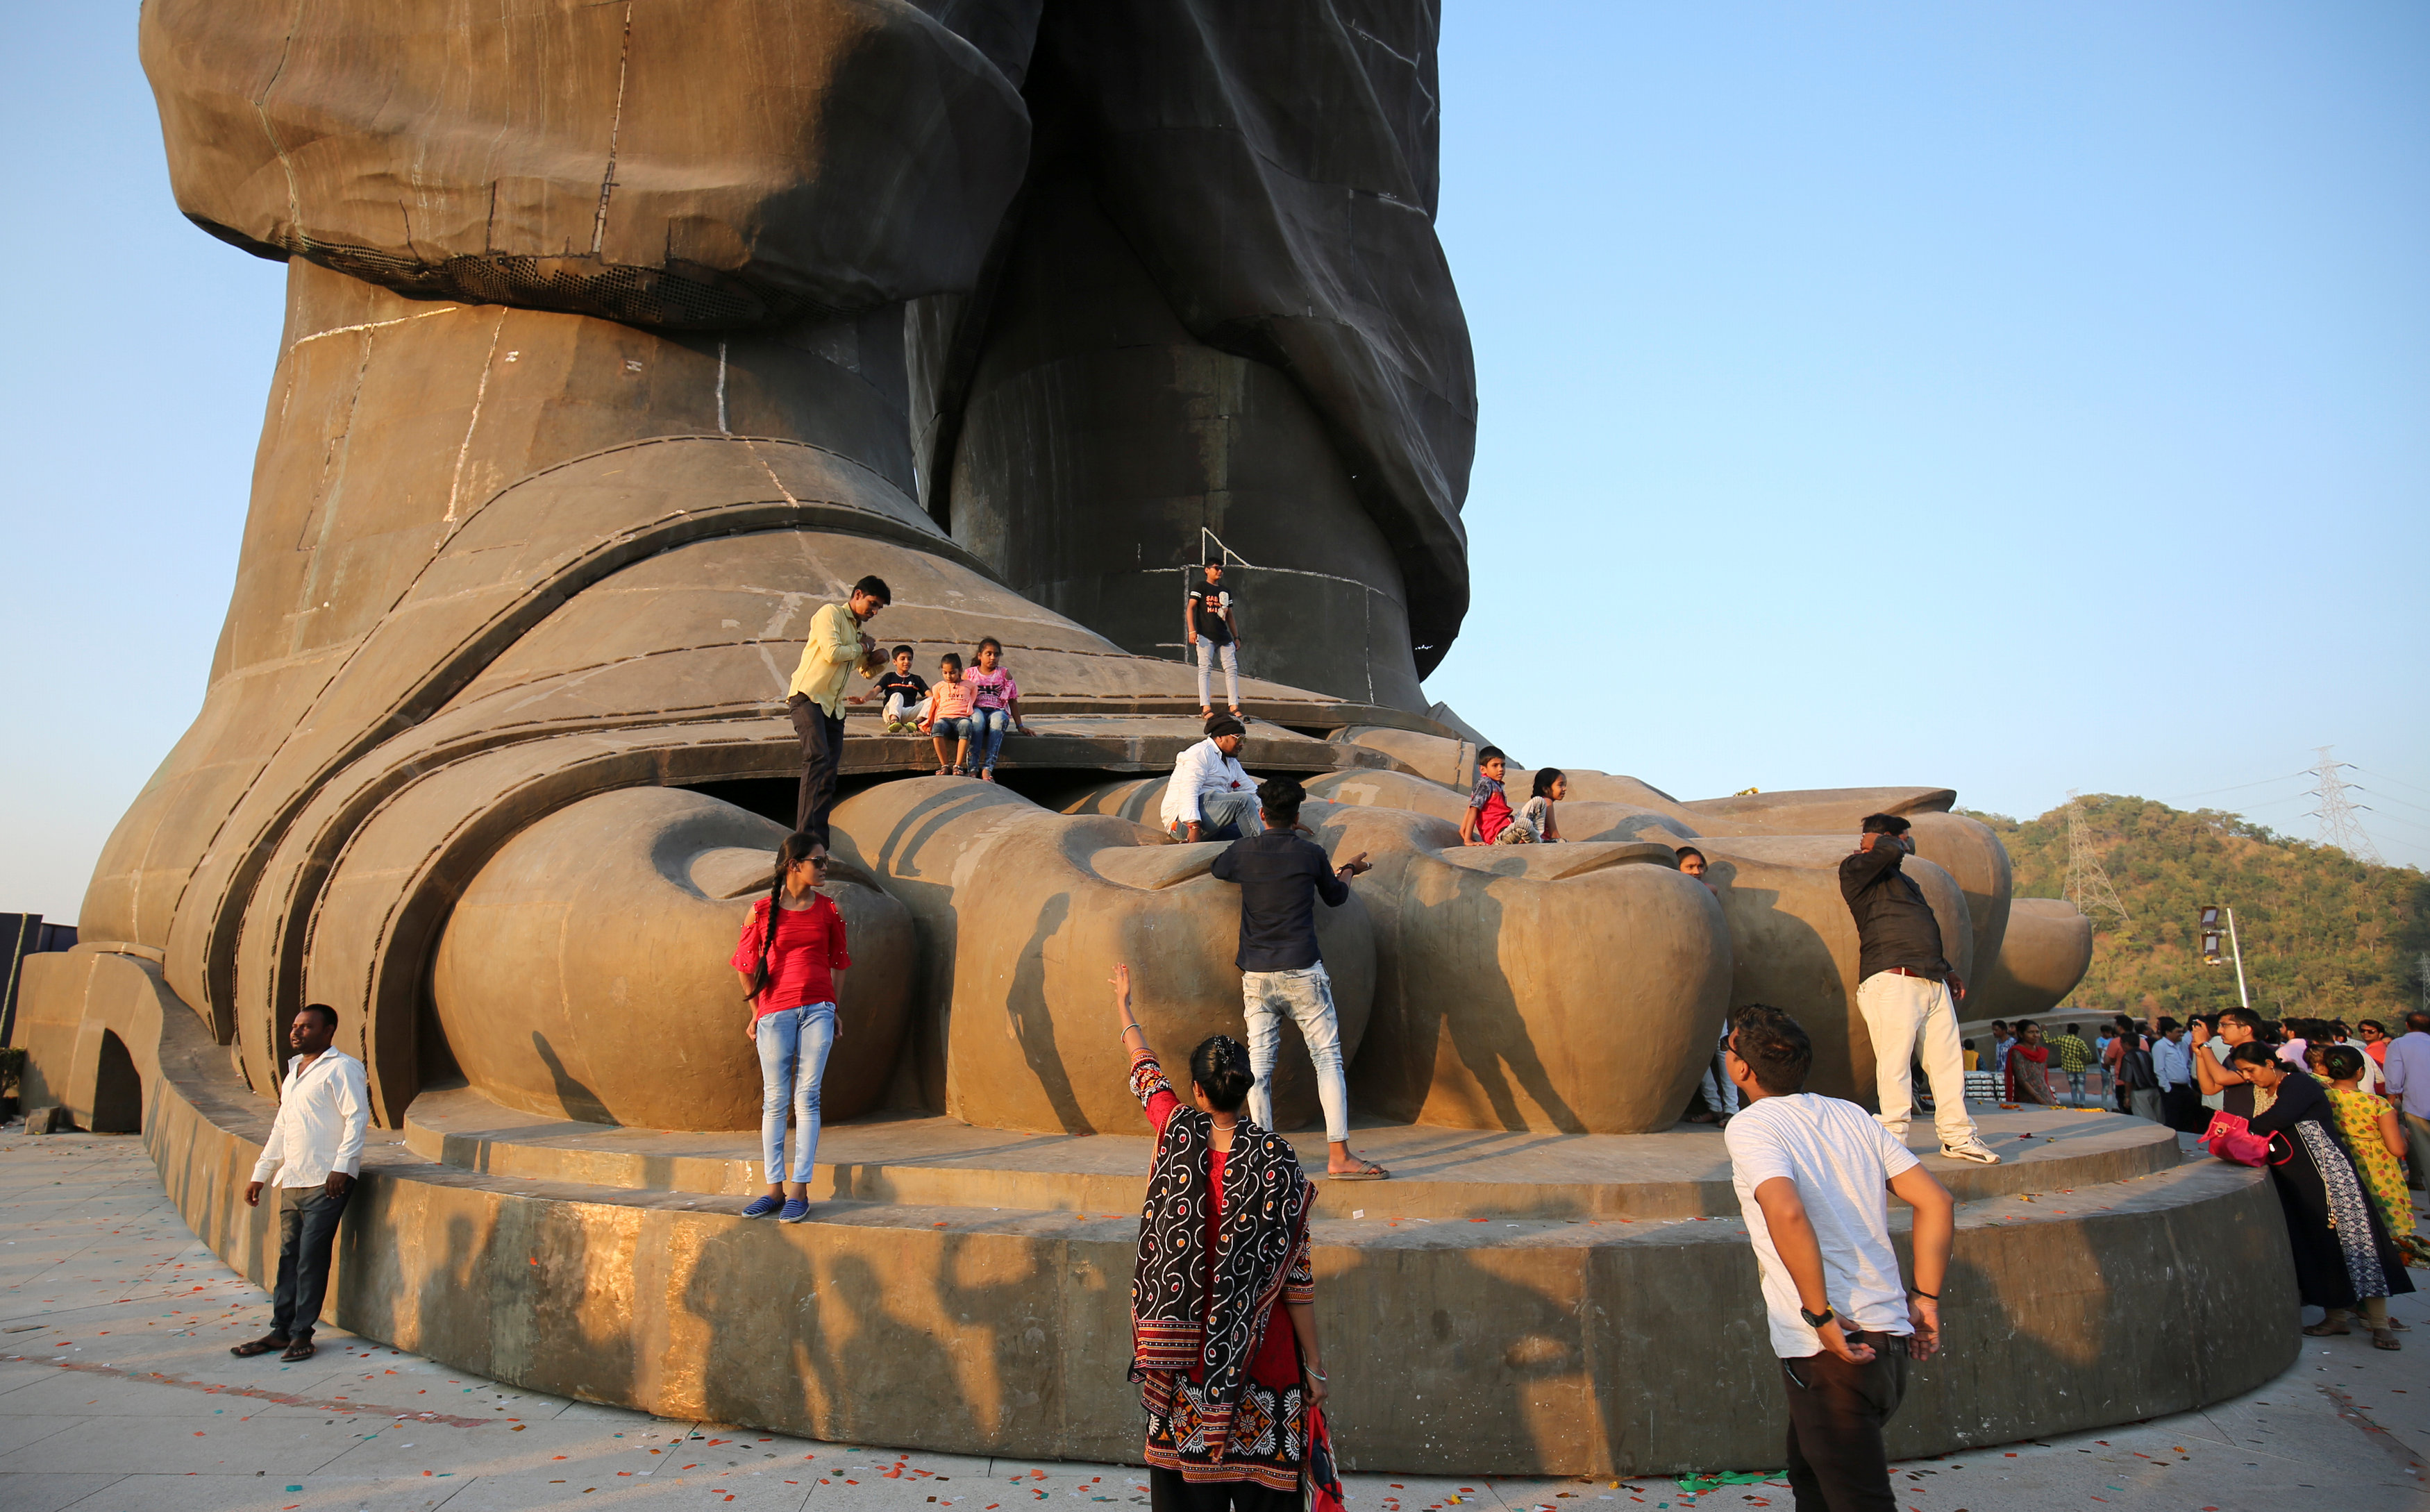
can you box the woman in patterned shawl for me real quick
[2231,1044,2414,1350]
[1112,964,1323,1511]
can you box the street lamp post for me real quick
[2199,904,2252,1011]
[2225,908,2250,1011]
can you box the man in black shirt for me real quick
[1212,777,1385,1178]
[1839,814,1999,1165]
[1184,556,1241,720]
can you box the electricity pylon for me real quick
[2304,746,2383,865]
[2063,791,2131,935]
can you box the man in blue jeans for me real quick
[1212,778,1386,1179]
[233,1003,368,1363]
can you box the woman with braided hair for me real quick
[728,832,850,1223]
[1112,965,1325,1511]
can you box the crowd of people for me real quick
[1963,1002,2428,1356]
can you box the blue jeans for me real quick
[755,1002,837,1185]
[971,706,1013,771]
[1243,964,1350,1144]
[1167,790,1266,843]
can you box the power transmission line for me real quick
[2158,772,2308,804]
[2304,746,2384,865]
[2063,791,2132,935]
[2356,766,2430,803]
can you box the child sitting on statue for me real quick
[1461,746,1517,846]
[921,653,978,775]
[862,645,930,733]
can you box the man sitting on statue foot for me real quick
[1162,716,1263,843]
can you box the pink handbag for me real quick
[2202,1111,2269,1167]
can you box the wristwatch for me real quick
[1798,1304,1837,1329]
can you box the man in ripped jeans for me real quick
[1212,777,1387,1179]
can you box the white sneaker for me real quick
[1941,1137,2001,1165]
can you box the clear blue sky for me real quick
[3,3,2424,923]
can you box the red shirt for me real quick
[1139,1081,1303,1389]
[730,895,850,1017]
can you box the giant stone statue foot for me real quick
[0,0,2146,1475]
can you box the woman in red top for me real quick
[1112,964,1323,1511]
[729,832,850,1223]
[2005,1020,2056,1105]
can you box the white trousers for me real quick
[1243,964,1350,1145]
[1195,639,1240,709]
[1855,971,1977,1145]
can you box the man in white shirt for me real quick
[1159,716,1264,842]
[1723,1004,1955,1512]
[231,1004,368,1363]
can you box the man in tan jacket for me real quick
[789,576,890,840]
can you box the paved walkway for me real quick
[0,1129,2422,1511]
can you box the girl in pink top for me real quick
[965,636,1028,783]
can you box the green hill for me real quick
[1964,795,2430,1025]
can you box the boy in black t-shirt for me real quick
[857,645,930,733]
[1184,557,1241,719]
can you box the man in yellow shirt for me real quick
[789,576,891,840]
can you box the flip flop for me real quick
[228,1336,289,1358]
[280,1338,318,1361]
[1325,1163,1389,1181]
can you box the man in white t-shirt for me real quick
[1723,1004,1956,1512]
[1159,716,1264,841]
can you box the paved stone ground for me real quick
[1,1129,2422,1512]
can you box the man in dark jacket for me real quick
[1212,778,1386,1179]
[1839,814,2000,1165]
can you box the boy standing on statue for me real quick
[1839,814,2000,1165]
[1184,555,1243,721]
[1723,1005,1955,1512]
